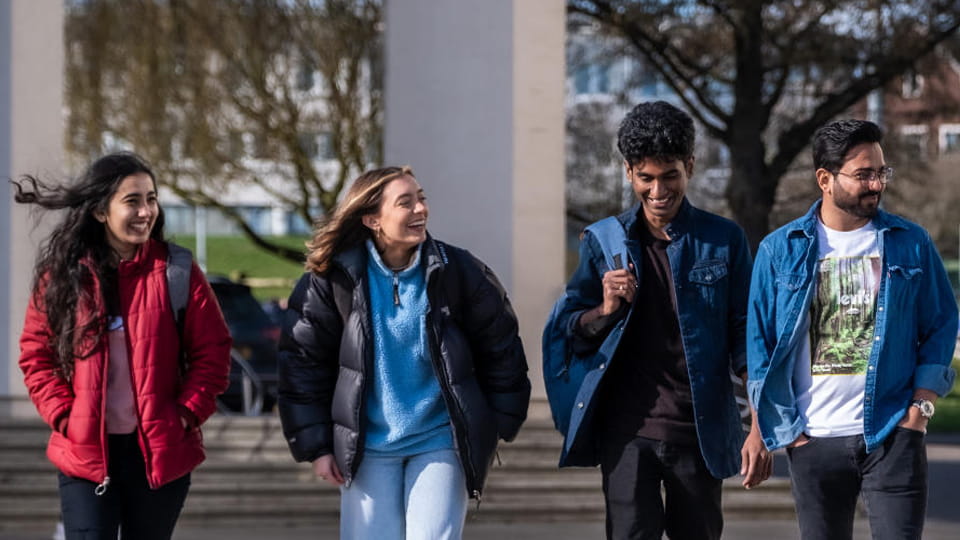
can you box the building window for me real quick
[298,132,320,159]
[901,70,924,99]
[900,124,929,157]
[297,59,315,91]
[940,124,960,155]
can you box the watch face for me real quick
[914,400,935,418]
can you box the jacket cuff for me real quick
[914,363,957,397]
[488,387,531,442]
[54,413,69,436]
[178,405,200,430]
[746,379,763,409]
[285,422,333,463]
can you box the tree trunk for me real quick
[726,138,776,254]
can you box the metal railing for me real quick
[217,348,266,416]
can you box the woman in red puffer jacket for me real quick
[14,152,231,540]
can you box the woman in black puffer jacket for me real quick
[278,166,530,540]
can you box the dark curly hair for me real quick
[812,119,884,172]
[617,101,695,166]
[12,152,165,379]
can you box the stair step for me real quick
[0,410,796,529]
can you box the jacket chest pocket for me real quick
[885,264,923,307]
[687,259,728,310]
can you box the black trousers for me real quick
[58,434,191,540]
[786,427,927,540]
[599,434,722,540]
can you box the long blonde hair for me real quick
[306,165,414,274]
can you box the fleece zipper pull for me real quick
[393,273,400,306]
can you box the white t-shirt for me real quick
[793,219,880,437]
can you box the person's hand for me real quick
[312,454,344,486]
[178,405,198,431]
[787,433,811,448]
[55,416,69,436]
[740,421,772,489]
[600,265,636,315]
[897,404,929,433]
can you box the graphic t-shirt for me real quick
[793,219,880,437]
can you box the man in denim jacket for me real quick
[556,101,770,540]
[747,119,957,539]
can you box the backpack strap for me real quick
[584,216,630,273]
[166,242,193,374]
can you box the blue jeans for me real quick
[57,434,190,540]
[786,427,927,540]
[340,448,468,540]
[598,435,723,540]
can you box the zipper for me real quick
[97,331,110,496]
[423,264,481,498]
[94,476,111,496]
[392,272,400,306]
[120,314,153,489]
[427,314,479,493]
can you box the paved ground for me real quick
[4,435,958,540]
[3,519,957,540]
[168,518,957,539]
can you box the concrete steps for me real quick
[0,405,795,532]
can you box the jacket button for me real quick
[577,402,584,409]
[599,363,605,370]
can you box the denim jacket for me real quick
[746,201,958,452]
[556,199,752,478]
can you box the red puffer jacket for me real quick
[19,240,232,490]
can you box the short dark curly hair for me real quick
[812,119,884,172]
[617,101,695,166]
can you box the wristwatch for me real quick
[911,399,935,419]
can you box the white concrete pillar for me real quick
[0,0,63,416]
[384,0,566,399]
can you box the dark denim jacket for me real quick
[746,201,958,452]
[556,199,752,478]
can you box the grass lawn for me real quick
[170,234,308,301]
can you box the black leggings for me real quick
[58,434,191,540]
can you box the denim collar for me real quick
[618,197,694,240]
[787,199,908,239]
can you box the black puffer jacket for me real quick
[278,237,530,498]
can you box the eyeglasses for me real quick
[834,166,894,185]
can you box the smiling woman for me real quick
[279,165,531,539]
[12,152,232,540]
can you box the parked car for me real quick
[208,276,281,414]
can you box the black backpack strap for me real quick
[166,242,193,374]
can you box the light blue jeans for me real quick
[340,448,468,540]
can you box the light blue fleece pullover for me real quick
[363,240,453,455]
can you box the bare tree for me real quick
[568,0,960,249]
[65,0,383,262]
